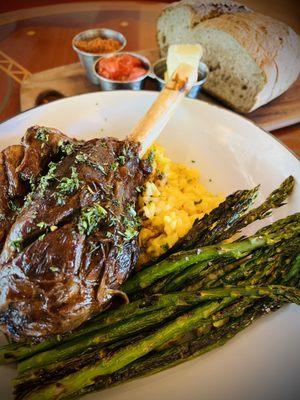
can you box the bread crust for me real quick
[159,0,249,24]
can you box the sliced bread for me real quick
[157,1,300,112]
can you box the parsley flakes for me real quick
[58,140,76,156]
[8,200,21,214]
[57,167,81,195]
[75,152,106,175]
[37,221,47,229]
[120,226,139,241]
[35,127,49,143]
[78,203,107,235]
[147,149,156,164]
[38,162,57,196]
[9,236,23,252]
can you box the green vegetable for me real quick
[159,177,294,259]
[15,285,300,399]
[122,213,300,295]
[46,304,284,400]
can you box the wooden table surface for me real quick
[0,0,299,156]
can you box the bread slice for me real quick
[157,1,300,113]
[157,0,250,54]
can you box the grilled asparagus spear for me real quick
[158,176,294,258]
[18,285,300,400]
[123,213,300,295]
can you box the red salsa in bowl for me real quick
[96,53,149,82]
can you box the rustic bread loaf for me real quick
[157,1,300,112]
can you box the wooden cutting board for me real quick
[20,49,300,131]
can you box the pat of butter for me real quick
[166,44,203,82]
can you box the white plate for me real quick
[0,91,299,400]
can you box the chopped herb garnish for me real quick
[127,204,137,218]
[157,171,166,180]
[38,162,57,196]
[78,203,107,235]
[108,215,120,227]
[9,236,23,252]
[50,266,59,272]
[89,242,100,255]
[56,196,66,206]
[8,200,21,214]
[23,193,34,208]
[57,167,81,195]
[56,166,81,205]
[122,144,134,160]
[96,164,106,174]
[119,204,140,241]
[136,185,145,194]
[147,149,156,164]
[110,161,119,171]
[117,155,126,165]
[39,233,46,241]
[120,226,139,241]
[37,221,47,229]
[87,185,96,195]
[100,141,108,148]
[161,243,170,252]
[76,153,106,175]
[75,153,88,163]
[194,200,202,205]
[58,140,76,156]
[29,176,36,191]
[31,211,38,219]
[35,127,49,143]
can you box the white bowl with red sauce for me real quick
[93,52,151,91]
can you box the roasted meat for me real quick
[0,145,26,250]
[0,126,150,342]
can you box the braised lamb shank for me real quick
[0,126,150,342]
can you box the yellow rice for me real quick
[138,144,223,265]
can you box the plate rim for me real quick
[0,91,300,400]
[0,90,299,163]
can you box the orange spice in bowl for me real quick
[75,37,121,54]
[72,28,126,85]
